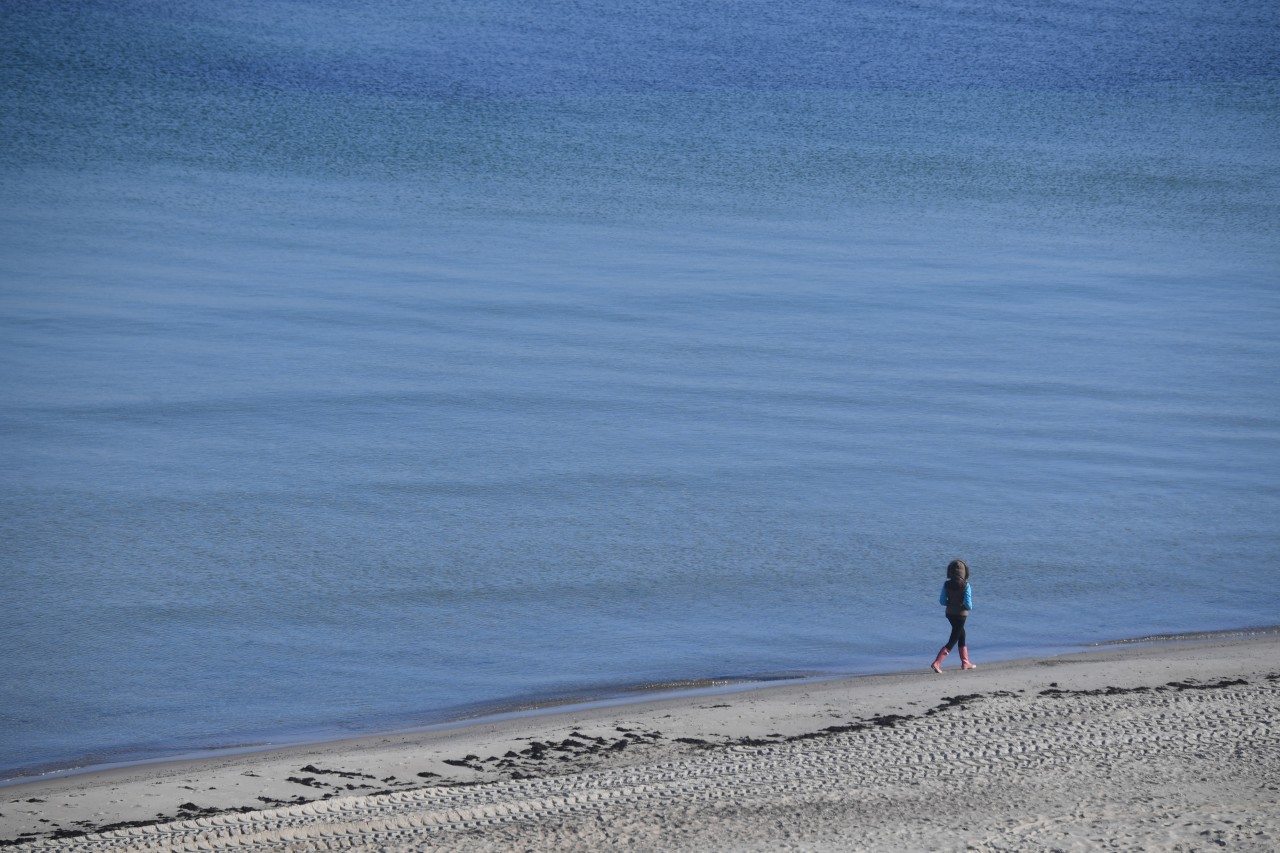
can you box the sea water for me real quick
[1,0,1278,779]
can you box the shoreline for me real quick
[6,624,1276,791]
[4,629,1279,849]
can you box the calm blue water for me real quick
[2,0,1279,780]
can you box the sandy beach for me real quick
[4,632,1277,851]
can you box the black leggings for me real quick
[944,614,967,651]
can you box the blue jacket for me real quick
[940,582,973,612]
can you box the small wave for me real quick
[1092,625,1280,646]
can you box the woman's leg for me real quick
[945,614,967,651]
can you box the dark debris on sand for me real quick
[1039,677,1249,698]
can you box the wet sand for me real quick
[4,632,1278,851]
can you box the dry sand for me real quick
[4,633,1278,851]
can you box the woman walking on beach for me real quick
[931,558,976,672]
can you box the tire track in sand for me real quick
[12,680,1278,851]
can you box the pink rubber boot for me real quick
[931,647,949,673]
